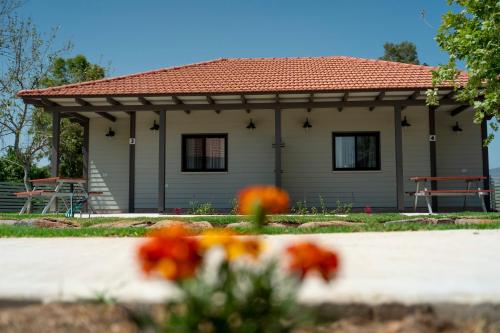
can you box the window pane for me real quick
[335,136,355,168]
[356,135,377,168]
[185,138,204,170]
[205,137,225,170]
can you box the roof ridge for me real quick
[17,58,228,95]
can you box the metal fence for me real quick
[492,177,500,211]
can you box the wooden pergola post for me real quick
[128,112,136,213]
[394,105,404,211]
[82,118,89,191]
[428,105,438,211]
[51,111,61,177]
[274,108,282,188]
[158,110,166,213]
[481,119,491,211]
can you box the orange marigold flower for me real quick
[237,186,289,215]
[201,229,264,261]
[138,225,202,281]
[286,242,339,282]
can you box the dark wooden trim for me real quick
[45,98,463,113]
[181,134,228,172]
[481,119,491,211]
[401,91,420,111]
[66,112,89,123]
[428,105,438,211]
[51,111,60,177]
[394,106,404,211]
[138,96,151,105]
[450,105,470,116]
[96,112,116,122]
[332,132,381,171]
[106,97,121,105]
[82,119,89,191]
[75,97,90,106]
[338,92,349,112]
[369,92,385,111]
[128,112,136,213]
[158,110,166,213]
[42,97,59,107]
[274,108,282,188]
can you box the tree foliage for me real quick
[379,41,420,64]
[427,0,499,144]
[41,55,106,177]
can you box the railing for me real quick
[0,181,72,213]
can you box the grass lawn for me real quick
[0,211,499,237]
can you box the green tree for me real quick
[41,55,106,177]
[427,0,499,143]
[379,41,420,64]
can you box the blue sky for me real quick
[18,0,499,168]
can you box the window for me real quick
[333,132,380,170]
[182,134,228,172]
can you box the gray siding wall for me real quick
[88,107,484,212]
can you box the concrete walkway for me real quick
[0,229,499,305]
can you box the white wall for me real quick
[89,117,129,212]
[88,107,484,212]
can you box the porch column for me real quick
[428,106,438,211]
[82,118,89,191]
[481,119,491,211]
[274,108,282,188]
[394,105,404,211]
[158,110,166,213]
[128,112,136,213]
[51,111,60,177]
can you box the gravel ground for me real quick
[0,303,499,333]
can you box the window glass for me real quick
[333,133,379,170]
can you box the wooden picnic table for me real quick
[14,177,101,215]
[408,176,492,213]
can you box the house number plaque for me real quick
[429,135,437,142]
[129,138,136,145]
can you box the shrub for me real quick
[188,201,216,215]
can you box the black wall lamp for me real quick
[401,116,411,127]
[246,119,256,130]
[452,121,463,132]
[302,118,312,129]
[105,127,115,137]
[150,120,160,131]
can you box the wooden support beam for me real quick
[158,110,166,213]
[82,119,89,190]
[369,92,386,111]
[171,95,190,114]
[274,108,282,188]
[307,94,313,112]
[206,96,220,113]
[51,111,60,177]
[240,95,250,113]
[450,104,469,116]
[429,105,438,211]
[42,97,58,107]
[45,98,464,113]
[66,112,89,124]
[338,92,348,112]
[96,112,116,122]
[481,119,491,211]
[128,112,136,213]
[394,105,404,211]
[138,96,151,105]
[106,97,121,106]
[75,97,90,106]
[401,91,420,111]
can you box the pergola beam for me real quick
[97,112,117,122]
[206,96,220,113]
[106,97,121,106]
[45,98,464,113]
[369,91,386,111]
[401,91,420,111]
[172,95,190,114]
[75,97,90,106]
[240,95,250,113]
[450,104,469,116]
[138,96,151,105]
[338,92,348,112]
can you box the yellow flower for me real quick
[201,229,264,261]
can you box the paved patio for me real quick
[0,229,499,304]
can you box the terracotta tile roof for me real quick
[17,56,467,97]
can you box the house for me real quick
[17,56,490,213]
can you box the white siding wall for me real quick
[89,117,129,212]
[88,107,484,212]
[436,110,483,207]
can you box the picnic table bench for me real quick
[14,177,102,216]
[408,176,492,213]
